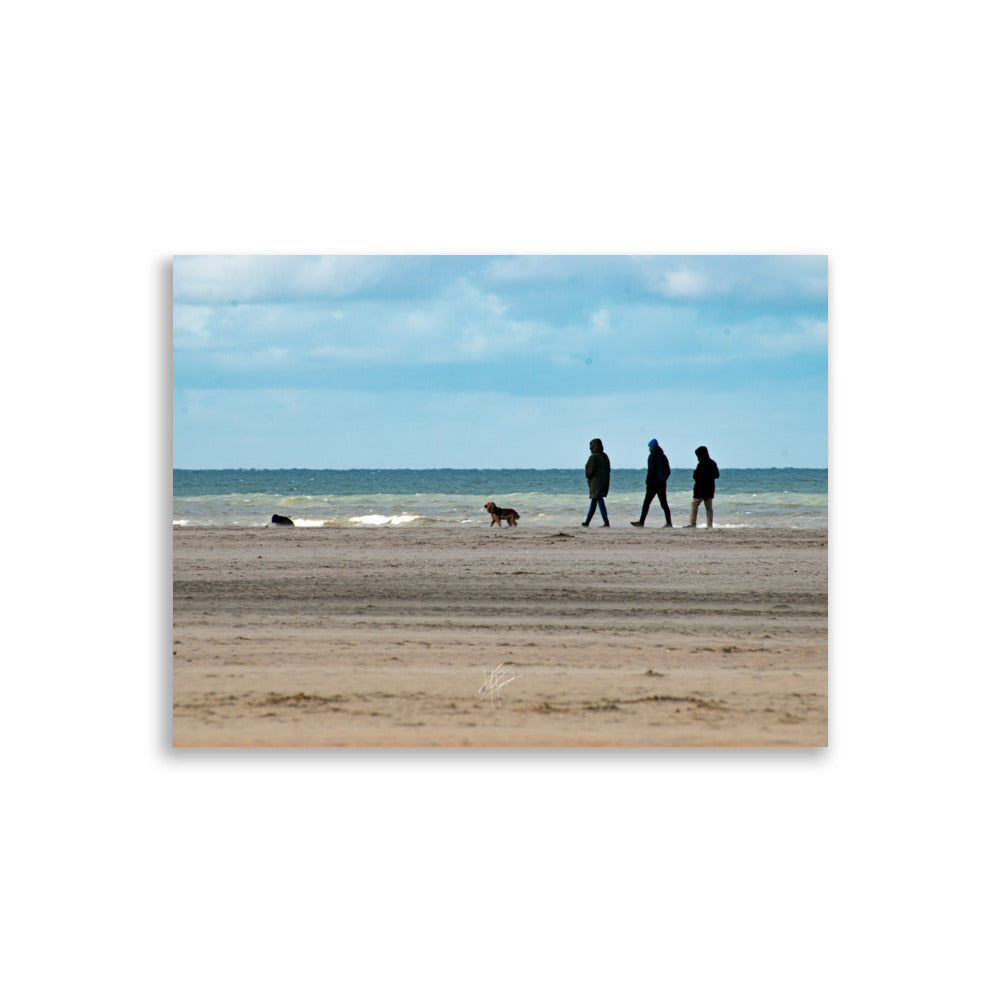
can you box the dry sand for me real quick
[173,524,827,747]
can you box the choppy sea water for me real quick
[173,468,827,529]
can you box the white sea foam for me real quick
[348,514,423,526]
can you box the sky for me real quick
[173,255,827,469]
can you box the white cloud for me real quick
[308,344,393,363]
[659,267,712,297]
[740,316,828,356]
[636,255,827,304]
[173,255,393,303]
[216,346,291,370]
[172,305,215,345]
[486,256,582,282]
[458,327,492,359]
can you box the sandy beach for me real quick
[173,524,827,747]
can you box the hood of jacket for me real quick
[589,438,605,454]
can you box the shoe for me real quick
[664,523,673,528]
[581,522,590,527]
[601,523,611,527]
[682,524,695,528]
[630,521,643,527]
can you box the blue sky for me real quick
[173,255,827,469]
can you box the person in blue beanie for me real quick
[630,439,672,527]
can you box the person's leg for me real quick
[633,486,655,526]
[597,497,609,526]
[705,497,714,528]
[687,498,701,526]
[640,486,654,523]
[657,484,672,526]
[583,498,598,526]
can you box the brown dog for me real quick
[484,501,520,527]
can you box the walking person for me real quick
[631,438,672,527]
[685,445,720,528]
[582,438,611,527]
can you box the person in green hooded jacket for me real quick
[582,438,611,527]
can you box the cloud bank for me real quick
[173,255,827,467]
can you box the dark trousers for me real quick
[639,483,671,525]
[584,497,609,525]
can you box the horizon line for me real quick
[173,465,829,472]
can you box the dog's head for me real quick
[484,501,497,513]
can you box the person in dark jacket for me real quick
[631,438,672,527]
[582,438,611,527]
[685,445,720,528]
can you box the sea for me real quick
[173,468,827,529]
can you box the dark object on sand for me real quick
[271,514,295,526]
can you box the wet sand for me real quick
[173,525,827,747]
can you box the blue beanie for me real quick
[648,439,659,448]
